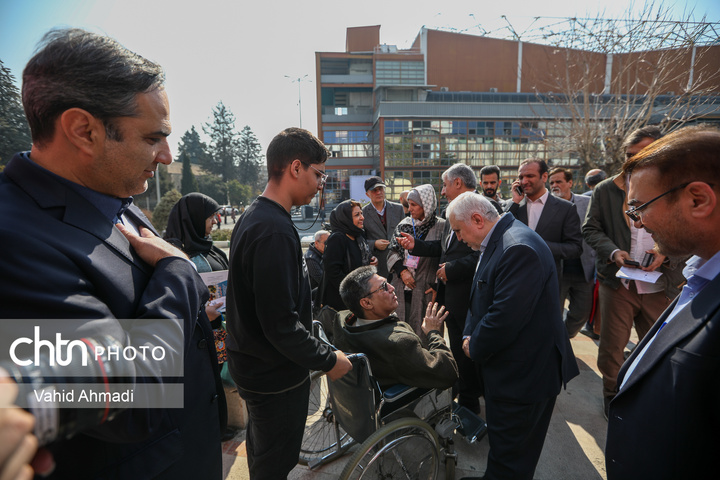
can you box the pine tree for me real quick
[236,125,263,191]
[180,151,198,195]
[0,60,32,165]
[178,126,208,165]
[203,102,239,181]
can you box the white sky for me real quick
[1,0,717,159]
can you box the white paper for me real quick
[616,266,663,284]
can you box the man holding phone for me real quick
[582,126,687,420]
[506,158,583,283]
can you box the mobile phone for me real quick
[624,259,640,267]
[642,252,655,268]
[515,184,524,196]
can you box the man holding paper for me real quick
[582,126,687,420]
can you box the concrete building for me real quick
[315,25,720,205]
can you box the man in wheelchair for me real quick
[335,265,458,390]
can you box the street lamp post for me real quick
[284,74,309,129]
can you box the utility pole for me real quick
[284,74,310,129]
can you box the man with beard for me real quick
[605,125,720,479]
[479,165,505,214]
[582,126,686,420]
[506,158,583,282]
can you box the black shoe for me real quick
[222,428,240,442]
[580,327,600,340]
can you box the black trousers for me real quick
[239,378,311,480]
[445,309,484,410]
[483,392,556,480]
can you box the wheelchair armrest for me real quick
[382,384,413,401]
[382,384,431,402]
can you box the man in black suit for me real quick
[606,126,720,479]
[397,163,483,413]
[506,158,583,281]
[0,28,225,478]
[362,176,405,278]
[448,192,579,480]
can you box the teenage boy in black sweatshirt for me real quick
[225,127,353,479]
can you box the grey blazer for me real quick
[362,200,405,277]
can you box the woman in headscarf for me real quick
[164,192,229,273]
[387,184,445,336]
[164,192,229,357]
[319,199,377,311]
[164,192,236,439]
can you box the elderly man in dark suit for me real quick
[362,176,405,278]
[448,192,579,480]
[0,28,225,478]
[506,158,583,280]
[397,163,482,413]
[606,126,720,479]
[548,167,597,338]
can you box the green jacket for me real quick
[333,311,458,390]
[582,175,687,297]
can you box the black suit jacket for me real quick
[362,200,405,277]
[606,269,720,479]
[0,154,225,479]
[506,193,583,277]
[410,220,479,330]
[464,215,579,403]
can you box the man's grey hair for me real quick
[22,28,165,146]
[339,266,377,318]
[314,229,330,242]
[446,191,500,224]
[442,163,477,190]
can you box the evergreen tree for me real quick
[180,151,198,195]
[178,125,208,165]
[197,175,227,206]
[203,102,239,181]
[0,60,32,165]
[151,189,182,233]
[236,125,263,190]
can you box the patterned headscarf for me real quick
[387,184,438,266]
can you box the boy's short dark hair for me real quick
[266,127,329,181]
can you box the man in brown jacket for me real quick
[334,266,458,389]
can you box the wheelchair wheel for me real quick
[298,371,353,465]
[339,417,441,480]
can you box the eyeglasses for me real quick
[625,182,689,222]
[300,161,328,188]
[363,281,389,298]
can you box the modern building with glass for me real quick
[315,25,720,205]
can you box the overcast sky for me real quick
[1,0,717,158]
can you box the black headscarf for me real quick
[329,200,371,265]
[164,193,229,271]
[329,200,365,239]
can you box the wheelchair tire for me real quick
[298,371,353,466]
[339,417,441,480]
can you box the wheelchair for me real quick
[300,319,487,479]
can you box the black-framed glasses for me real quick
[363,281,389,298]
[300,161,328,188]
[625,183,689,222]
